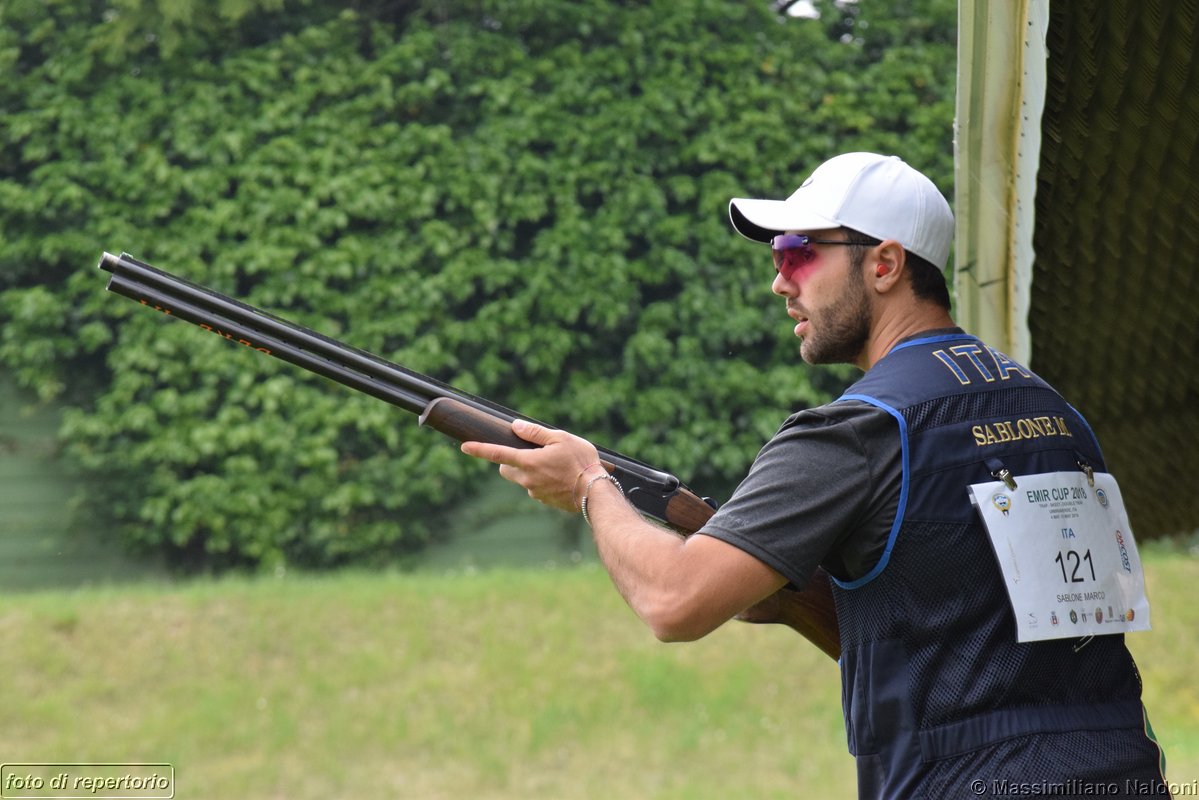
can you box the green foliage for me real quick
[0,0,958,569]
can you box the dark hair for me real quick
[842,228,951,311]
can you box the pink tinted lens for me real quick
[771,235,815,281]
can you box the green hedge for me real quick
[0,0,957,568]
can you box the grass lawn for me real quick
[0,551,1194,799]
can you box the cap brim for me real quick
[728,198,840,243]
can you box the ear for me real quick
[868,240,907,294]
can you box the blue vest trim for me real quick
[886,332,976,353]
[918,699,1146,760]
[1067,401,1107,463]
[829,393,910,590]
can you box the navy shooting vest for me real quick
[829,333,1167,799]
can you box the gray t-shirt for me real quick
[699,399,902,589]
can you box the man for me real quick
[461,153,1169,797]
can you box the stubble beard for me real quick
[798,266,872,366]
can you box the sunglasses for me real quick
[771,234,860,281]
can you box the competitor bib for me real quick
[968,471,1151,643]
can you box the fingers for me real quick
[459,439,523,466]
[510,418,562,446]
[459,420,569,466]
[459,420,557,464]
[497,462,521,485]
[459,420,601,514]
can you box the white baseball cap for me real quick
[728,152,954,269]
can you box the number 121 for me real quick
[1055,549,1095,583]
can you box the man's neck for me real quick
[856,306,957,370]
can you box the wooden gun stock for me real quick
[418,397,538,451]
[737,571,840,661]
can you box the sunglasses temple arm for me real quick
[96,251,717,535]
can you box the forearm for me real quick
[460,420,787,642]
[582,476,690,639]
[581,475,784,642]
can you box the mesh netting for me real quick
[1032,0,1199,537]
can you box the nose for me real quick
[772,270,795,297]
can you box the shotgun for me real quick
[97,251,840,659]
